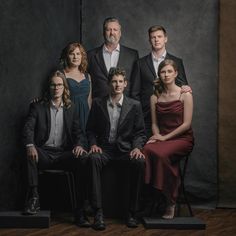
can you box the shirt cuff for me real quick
[26,144,34,148]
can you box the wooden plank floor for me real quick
[0,208,235,236]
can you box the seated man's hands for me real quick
[130,148,145,159]
[89,144,103,154]
[26,146,38,162]
[181,85,192,94]
[72,145,87,157]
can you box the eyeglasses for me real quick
[50,83,64,89]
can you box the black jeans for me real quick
[27,146,88,208]
[88,144,145,213]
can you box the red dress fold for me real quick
[143,100,194,202]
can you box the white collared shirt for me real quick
[44,101,64,147]
[107,95,124,143]
[152,50,167,77]
[103,44,120,72]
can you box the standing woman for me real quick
[143,59,194,219]
[60,42,92,136]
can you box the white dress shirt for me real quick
[152,50,167,77]
[103,44,120,72]
[107,95,124,143]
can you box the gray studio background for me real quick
[0,0,218,210]
[83,0,218,207]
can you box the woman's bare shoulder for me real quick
[150,94,158,103]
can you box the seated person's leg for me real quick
[52,150,91,227]
[117,153,145,227]
[87,151,110,231]
[24,146,53,215]
[127,157,145,227]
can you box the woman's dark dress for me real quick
[143,100,194,202]
[67,74,90,134]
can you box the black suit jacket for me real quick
[22,102,86,150]
[86,96,146,153]
[130,52,188,119]
[87,44,139,99]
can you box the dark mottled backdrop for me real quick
[83,0,218,207]
[1,0,232,210]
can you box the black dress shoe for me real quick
[23,197,40,215]
[75,209,91,228]
[126,214,138,228]
[93,209,106,231]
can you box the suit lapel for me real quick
[95,46,108,76]
[146,53,157,78]
[46,104,51,137]
[117,45,125,68]
[166,53,177,62]
[100,97,110,122]
[118,96,132,128]
[63,106,69,132]
[165,53,171,60]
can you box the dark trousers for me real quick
[88,144,145,213]
[144,115,152,139]
[27,146,88,208]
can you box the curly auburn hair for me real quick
[60,42,88,73]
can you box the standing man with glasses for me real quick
[87,17,139,99]
[22,71,91,227]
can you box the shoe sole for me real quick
[22,208,40,215]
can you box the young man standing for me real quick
[86,67,146,230]
[130,25,188,137]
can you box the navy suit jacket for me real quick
[22,102,86,150]
[86,96,146,153]
[87,44,139,98]
[130,52,188,120]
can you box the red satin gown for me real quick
[143,100,194,203]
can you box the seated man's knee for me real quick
[88,152,103,165]
[130,157,145,170]
[78,152,89,163]
[27,157,38,166]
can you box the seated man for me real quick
[22,70,90,227]
[86,67,146,230]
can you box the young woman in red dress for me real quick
[143,59,194,219]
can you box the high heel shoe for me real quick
[162,204,175,219]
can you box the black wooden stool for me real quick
[39,170,76,211]
[143,154,206,229]
[176,154,193,216]
[148,154,193,217]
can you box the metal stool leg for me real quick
[181,155,193,216]
[68,172,77,210]
[149,199,157,216]
[65,172,75,211]
[177,155,193,217]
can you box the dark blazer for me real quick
[87,44,139,99]
[86,96,146,153]
[22,102,86,149]
[130,52,188,120]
